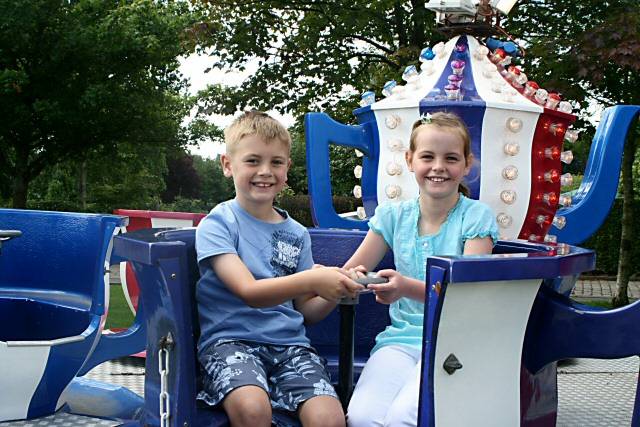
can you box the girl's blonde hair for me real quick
[409,112,472,197]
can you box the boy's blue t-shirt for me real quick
[195,199,314,354]
[368,194,499,353]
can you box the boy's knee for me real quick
[299,396,345,427]
[224,387,272,426]
[229,400,271,425]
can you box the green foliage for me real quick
[193,1,441,122]
[192,154,235,207]
[0,0,203,207]
[26,141,168,212]
[277,194,359,227]
[581,199,640,276]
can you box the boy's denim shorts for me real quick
[197,340,338,413]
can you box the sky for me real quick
[179,53,294,159]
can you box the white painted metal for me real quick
[433,279,542,426]
[0,342,50,421]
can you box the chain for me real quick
[158,332,174,427]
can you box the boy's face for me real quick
[221,134,291,210]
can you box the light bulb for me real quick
[558,101,573,114]
[503,142,520,156]
[382,80,397,97]
[542,192,558,206]
[561,173,573,187]
[543,170,560,183]
[556,243,570,255]
[385,114,401,129]
[561,150,574,164]
[548,122,565,136]
[534,88,548,105]
[483,62,497,78]
[356,206,367,219]
[385,184,402,199]
[553,216,567,229]
[506,117,523,133]
[420,61,435,74]
[536,214,551,226]
[353,185,362,199]
[474,45,489,60]
[543,147,561,160]
[385,162,402,176]
[500,190,517,204]
[496,213,513,228]
[433,42,446,58]
[360,91,376,107]
[565,129,579,143]
[502,165,519,180]
[402,65,419,83]
[544,234,558,244]
[353,165,362,179]
[387,139,405,152]
[559,193,572,207]
[528,234,541,242]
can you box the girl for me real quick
[345,112,499,427]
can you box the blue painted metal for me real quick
[418,265,446,427]
[554,105,640,244]
[63,377,144,420]
[304,113,377,229]
[112,227,396,427]
[0,209,126,420]
[417,242,596,427]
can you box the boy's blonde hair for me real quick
[224,110,292,154]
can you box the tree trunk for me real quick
[11,145,30,209]
[612,128,638,308]
[79,159,87,211]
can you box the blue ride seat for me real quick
[113,227,393,427]
[0,209,126,422]
[118,227,640,427]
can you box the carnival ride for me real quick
[2,1,640,426]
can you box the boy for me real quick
[195,111,363,427]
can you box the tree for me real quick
[193,1,440,122]
[508,0,640,306]
[0,0,202,207]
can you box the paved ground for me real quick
[572,277,640,300]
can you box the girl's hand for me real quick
[308,266,364,301]
[367,269,405,304]
[346,265,367,280]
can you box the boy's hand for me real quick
[367,269,405,304]
[346,265,367,280]
[308,266,364,302]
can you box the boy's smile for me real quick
[221,134,291,220]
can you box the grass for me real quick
[105,283,135,330]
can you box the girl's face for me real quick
[406,126,471,201]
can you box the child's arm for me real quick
[343,230,390,272]
[370,236,495,303]
[463,236,495,254]
[211,254,364,308]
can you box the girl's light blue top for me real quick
[369,194,499,353]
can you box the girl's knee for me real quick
[346,401,374,427]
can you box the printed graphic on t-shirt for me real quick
[270,230,303,277]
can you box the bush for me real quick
[277,194,358,227]
[580,199,640,277]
